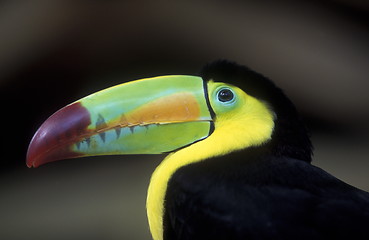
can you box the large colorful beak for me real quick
[27,76,214,168]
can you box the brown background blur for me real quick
[0,1,368,239]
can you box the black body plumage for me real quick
[163,61,369,240]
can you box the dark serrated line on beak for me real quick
[115,127,121,138]
[85,137,91,147]
[99,132,106,142]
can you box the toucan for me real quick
[27,61,369,240]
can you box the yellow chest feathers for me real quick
[146,85,275,240]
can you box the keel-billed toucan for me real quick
[27,61,369,239]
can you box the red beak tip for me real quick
[26,155,37,168]
[26,160,36,168]
[26,101,91,169]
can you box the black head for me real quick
[201,60,313,162]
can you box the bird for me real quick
[27,60,369,240]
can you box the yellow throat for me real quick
[146,82,275,240]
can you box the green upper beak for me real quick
[27,76,214,167]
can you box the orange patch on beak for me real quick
[109,92,201,127]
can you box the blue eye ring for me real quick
[217,88,234,102]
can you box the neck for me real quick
[146,140,218,240]
[146,101,275,240]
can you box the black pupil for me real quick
[218,89,234,102]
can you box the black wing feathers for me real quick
[164,156,369,240]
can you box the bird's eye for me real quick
[217,88,234,102]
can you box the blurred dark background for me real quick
[1,1,368,239]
